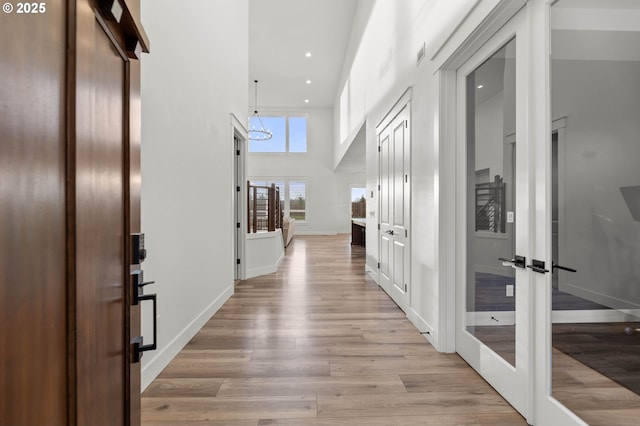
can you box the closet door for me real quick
[378,101,411,312]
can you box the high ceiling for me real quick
[249,0,359,109]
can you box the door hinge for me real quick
[377,184,380,191]
[404,283,408,292]
[237,259,241,265]
[405,120,408,128]
[405,174,408,183]
[378,224,380,230]
[378,146,381,152]
[405,229,407,238]
[236,186,240,192]
[377,262,380,269]
[237,222,241,228]
[236,149,240,155]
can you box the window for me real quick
[248,116,307,153]
[288,117,307,152]
[249,179,307,221]
[249,117,286,152]
[250,180,285,213]
[351,187,366,219]
[289,181,306,221]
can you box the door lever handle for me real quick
[527,259,549,274]
[385,230,394,235]
[552,263,576,273]
[498,255,526,268]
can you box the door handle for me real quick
[132,292,157,363]
[552,263,577,273]
[385,230,394,235]
[131,269,156,305]
[527,259,549,274]
[498,255,526,268]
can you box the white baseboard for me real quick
[246,251,283,279]
[407,308,435,346]
[294,230,339,236]
[365,264,379,284]
[141,283,234,391]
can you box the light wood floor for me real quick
[141,235,526,425]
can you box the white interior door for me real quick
[378,103,411,311]
[455,8,531,420]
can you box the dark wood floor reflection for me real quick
[141,235,525,425]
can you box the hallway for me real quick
[141,235,526,425]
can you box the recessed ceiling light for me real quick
[477,84,484,89]
[305,52,312,58]
[304,99,309,103]
[306,80,311,84]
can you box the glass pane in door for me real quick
[551,0,640,421]
[466,38,517,366]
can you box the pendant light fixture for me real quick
[249,80,272,141]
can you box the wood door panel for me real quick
[0,3,68,425]
[75,12,126,425]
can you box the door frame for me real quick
[231,114,248,281]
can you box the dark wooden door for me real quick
[0,2,68,425]
[75,3,128,424]
[1,1,148,424]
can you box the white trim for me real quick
[437,69,458,353]
[365,263,380,284]
[407,308,435,346]
[141,283,234,391]
[232,113,248,280]
[376,88,412,133]
[435,0,526,71]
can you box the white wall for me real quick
[140,0,248,390]
[249,108,360,235]
[335,0,505,350]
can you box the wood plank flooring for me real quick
[141,235,526,425]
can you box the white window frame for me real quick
[249,178,308,223]
[248,114,308,153]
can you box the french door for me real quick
[456,1,640,425]
[455,7,532,420]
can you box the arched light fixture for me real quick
[249,80,272,141]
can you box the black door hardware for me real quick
[552,263,577,273]
[132,292,157,363]
[385,230,394,235]
[527,259,549,274]
[498,255,526,268]
[130,269,156,305]
[130,233,147,265]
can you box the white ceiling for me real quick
[249,0,359,109]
